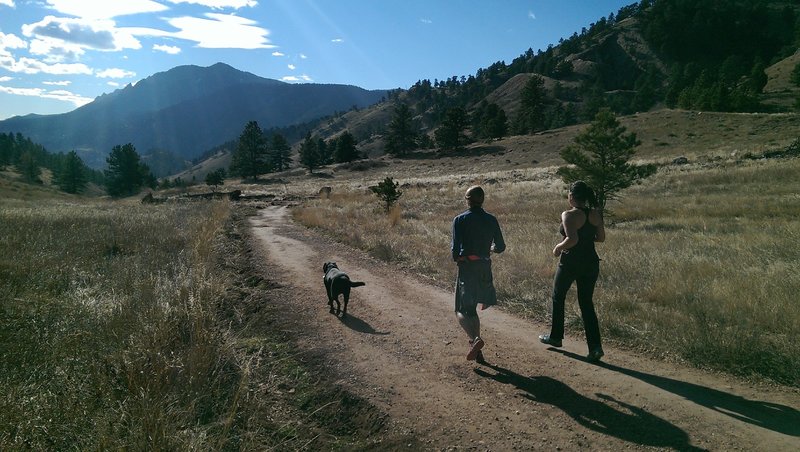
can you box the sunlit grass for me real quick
[0,194,389,450]
[293,158,800,385]
[0,198,243,449]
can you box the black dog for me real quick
[323,262,365,318]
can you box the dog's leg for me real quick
[341,287,350,318]
[326,283,335,313]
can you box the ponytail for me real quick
[569,181,597,208]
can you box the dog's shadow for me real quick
[337,313,390,335]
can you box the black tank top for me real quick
[559,208,599,264]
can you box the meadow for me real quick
[0,196,382,449]
[293,156,800,386]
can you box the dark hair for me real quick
[569,181,597,207]
[465,185,485,206]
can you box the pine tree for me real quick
[317,137,332,165]
[231,121,269,180]
[17,151,42,184]
[385,103,418,156]
[557,109,656,209]
[55,150,87,194]
[435,106,469,151]
[334,131,359,163]
[791,62,800,88]
[270,133,292,171]
[370,177,403,212]
[205,168,225,191]
[299,133,320,174]
[514,75,548,134]
[104,143,151,197]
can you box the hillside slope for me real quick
[0,63,388,168]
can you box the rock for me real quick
[318,186,332,198]
[672,156,689,165]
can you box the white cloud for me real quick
[23,16,142,52]
[167,0,258,9]
[0,84,93,107]
[43,80,71,86]
[45,0,167,20]
[29,38,85,63]
[331,38,343,43]
[167,13,274,49]
[96,68,135,78]
[107,81,120,87]
[0,32,27,50]
[299,53,307,59]
[0,76,12,82]
[272,51,284,56]
[528,11,536,20]
[280,74,312,82]
[0,0,15,7]
[420,18,432,24]
[153,44,181,54]
[287,64,295,70]
[0,55,92,75]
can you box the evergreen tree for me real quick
[299,133,320,173]
[0,132,15,168]
[473,101,508,139]
[334,131,359,163]
[104,143,151,197]
[370,177,403,213]
[557,109,656,210]
[385,103,418,156]
[231,121,269,180]
[205,168,225,191]
[317,137,332,165]
[54,150,87,194]
[270,133,292,171]
[748,60,767,94]
[789,62,800,88]
[435,106,469,151]
[514,75,548,134]
[17,151,41,184]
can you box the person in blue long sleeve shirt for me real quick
[451,185,505,362]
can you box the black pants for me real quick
[549,259,601,349]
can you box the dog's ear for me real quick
[323,262,329,273]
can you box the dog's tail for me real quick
[350,281,366,288]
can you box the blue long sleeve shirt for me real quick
[451,207,506,261]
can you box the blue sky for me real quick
[0,0,634,120]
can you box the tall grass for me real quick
[293,159,800,385]
[0,199,242,449]
[1,196,390,450]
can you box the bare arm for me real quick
[553,210,582,257]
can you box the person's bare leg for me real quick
[458,312,485,360]
[457,312,480,340]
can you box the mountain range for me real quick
[0,63,387,168]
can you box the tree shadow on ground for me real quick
[552,348,800,437]
[475,363,706,451]
[339,314,390,335]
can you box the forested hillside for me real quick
[303,0,800,161]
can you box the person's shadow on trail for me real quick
[475,363,707,451]
[339,314,390,335]
[551,348,800,437]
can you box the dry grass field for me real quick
[292,154,800,385]
[0,191,388,449]
[2,108,798,449]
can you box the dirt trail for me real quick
[249,206,800,451]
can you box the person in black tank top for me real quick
[539,181,606,362]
